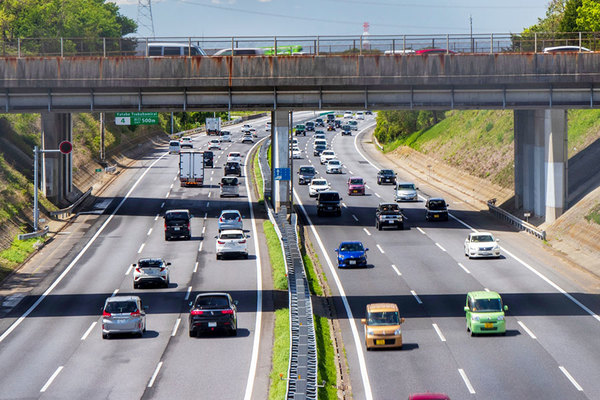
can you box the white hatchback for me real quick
[292,146,302,159]
[320,150,336,164]
[216,230,249,260]
[309,178,330,197]
[208,139,221,150]
[227,152,243,163]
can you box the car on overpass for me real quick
[361,302,405,350]
[408,393,450,400]
[464,291,508,336]
[464,232,501,258]
[543,45,592,53]
[188,292,238,337]
[335,241,368,268]
[132,258,171,289]
[415,48,456,55]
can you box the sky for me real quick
[113,0,551,38]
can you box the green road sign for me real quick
[115,112,159,126]
[95,168,102,172]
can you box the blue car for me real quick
[335,241,369,268]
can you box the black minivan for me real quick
[203,151,214,168]
[164,209,192,240]
[316,191,342,217]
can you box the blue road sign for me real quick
[274,168,291,181]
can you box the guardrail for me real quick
[49,186,93,219]
[2,32,600,57]
[487,199,546,240]
[17,225,49,241]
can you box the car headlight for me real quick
[394,328,402,335]
[471,315,480,321]
[497,315,504,321]
[366,328,375,335]
[494,245,500,251]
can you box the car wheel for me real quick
[337,211,342,217]
[377,222,382,231]
[216,254,221,260]
[102,333,109,340]
[164,279,170,288]
[398,224,404,230]
[165,235,170,241]
[189,329,196,337]
[244,253,249,259]
[133,282,139,289]
[230,328,237,337]
[137,331,143,338]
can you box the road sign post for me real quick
[115,112,159,126]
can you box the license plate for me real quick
[434,214,439,218]
[174,227,180,231]
[208,322,217,327]
[484,322,493,328]
[353,190,358,193]
[375,339,385,345]
[386,221,394,224]
[327,207,333,210]
[349,260,356,265]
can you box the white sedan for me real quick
[220,133,231,142]
[326,159,342,174]
[309,178,330,197]
[208,139,221,150]
[320,150,336,165]
[464,232,501,259]
[227,152,243,163]
[292,146,302,159]
[216,229,249,260]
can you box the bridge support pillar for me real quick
[41,112,73,205]
[271,110,291,213]
[514,109,567,223]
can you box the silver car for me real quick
[132,258,170,289]
[101,296,147,339]
[220,177,240,197]
[218,210,243,232]
[395,182,419,202]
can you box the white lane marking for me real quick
[432,323,447,342]
[243,137,266,400]
[204,212,208,220]
[391,264,402,275]
[458,262,471,274]
[160,202,165,208]
[138,243,145,254]
[125,264,133,275]
[294,188,373,400]
[40,366,64,393]
[374,193,381,198]
[341,202,348,208]
[376,244,385,254]
[202,226,206,234]
[435,243,447,252]
[80,321,97,341]
[173,176,177,181]
[363,228,371,236]
[169,183,174,189]
[171,318,181,337]
[517,321,537,339]
[211,170,214,175]
[208,192,212,198]
[559,366,584,391]
[147,228,153,236]
[410,290,423,304]
[352,214,359,222]
[365,184,371,189]
[207,202,210,208]
[348,170,353,174]
[458,368,476,394]
[193,262,199,273]
[147,361,163,388]
[198,241,204,252]
[484,288,490,292]
[155,214,160,221]
[165,191,170,198]
[112,289,119,297]
[210,177,213,182]
[185,286,192,301]
[416,227,426,235]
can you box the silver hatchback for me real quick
[218,210,243,232]
[101,296,147,339]
[219,177,240,197]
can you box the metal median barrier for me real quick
[487,199,546,240]
[258,140,318,400]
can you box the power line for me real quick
[320,0,545,10]
[138,0,156,37]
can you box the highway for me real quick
[0,116,280,399]
[292,115,600,399]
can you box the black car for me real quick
[365,110,373,115]
[306,121,315,131]
[377,169,397,185]
[375,202,404,230]
[334,119,342,128]
[224,161,242,176]
[315,118,325,127]
[317,191,342,217]
[297,165,317,185]
[313,144,327,156]
[164,209,192,240]
[425,198,449,221]
[342,125,352,136]
[203,151,214,168]
[189,293,238,337]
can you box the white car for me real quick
[344,111,353,119]
[464,232,501,259]
[356,112,365,120]
[208,139,221,150]
[227,152,243,163]
[326,159,342,174]
[180,136,193,144]
[266,121,271,131]
[216,229,249,260]
[241,133,254,143]
[249,128,258,138]
[132,258,170,289]
[314,133,326,140]
[320,150,336,164]
[394,182,418,202]
[292,146,302,159]
[220,133,231,142]
[241,124,252,133]
[309,178,330,197]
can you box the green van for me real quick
[464,291,508,336]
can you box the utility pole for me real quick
[137,0,156,38]
[470,14,474,53]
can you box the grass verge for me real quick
[315,314,339,399]
[251,145,264,204]
[0,235,45,281]
[585,202,600,224]
[263,220,288,291]
[269,308,290,400]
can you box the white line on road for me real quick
[352,214,359,221]
[457,262,470,273]
[193,262,199,273]
[416,227,426,235]
[208,192,212,198]
[210,177,213,182]
[363,228,371,236]
[202,226,206,234]
[211,170,214,175]
[40,366,64,392]
[160,202,165,208]
[111,289,119,297]
[138,243,145,254]
[517,321,537,339]
[184,286,192,301]
[341,202,348,208]
[125,264,133,275]
[348,170,353,174]
[376,244,385,254]
[559,366,584,391]
[374,192,381,198]
[432,323,447,342]
[165,191,170,198]
[171,318,181,337]
[207,202,210,208]
[155,214,159,221]
[169,183,173,189]
[147,361,163,388]
[435,243,447,252]
[391,264,402,275]
[410,290,423,304]
[458,369,476,394]
[198,242,203,252]
[147,228,153,236]
[173,176,177,181]
[365,184,371,189]
[484,288,490,292]
[80,321,97,341]
[204,212,208,220]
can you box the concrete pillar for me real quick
[544,109,568,222]
[41,113,72,205]
[271,110,290,212]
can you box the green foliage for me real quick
[315,315,338,399]
[269,308,290,400]
[0,236,43,266]
[485,122,494,132]
[584,202,600,224]
[302,253,323,296]
[263,220,288,290]
[374,110,445,144]
[576,0,600,31]
[252,147,264,204]
[561,0,583,31]
[267,145,272,168]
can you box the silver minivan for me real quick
[220,177,240,197]
[101,296,147,339]
[138,42,207,56]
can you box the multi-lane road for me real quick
[293,116,600,399]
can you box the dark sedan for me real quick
[377,169,397,185]
[189,293,238,337]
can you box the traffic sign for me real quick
[115,112,159,126]
[58,141,72,154]
[274,168,291,181]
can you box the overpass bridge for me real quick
[2,49,600,221]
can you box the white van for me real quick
[138,42,207,57]
[313,139,327,149]
[169,140,181,154]
[356,111,365,120]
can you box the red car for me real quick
[408,394,450,400]
[347,176,365,195]
[415,48,456,55]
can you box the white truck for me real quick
[206,117,221,136]
[179,151,205,187]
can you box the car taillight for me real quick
[221,309,234,315]
[135,267,141,273]
[218,240,225,244]
[219,217,223,222]
[237,217,241,222]
[130,310,141,317]
[102,310,111,317]
[164,222,167,230]
[187,222,190,230]
[160,267,166,272]
[191,310,204,315]
[239,240,246,244]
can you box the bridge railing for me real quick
[2,32,600,57]
[487,199,547,241]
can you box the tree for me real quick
[560,0,583,32]
[576,0,600,31]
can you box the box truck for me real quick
[179,151,205,187]
[206,117,221,136]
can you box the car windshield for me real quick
[312,180,327,186]
[339,242,364,252]
[165,212,189,221]
[349,178,363,185]
[367,311,399,326]
[226,162,240,168]
[105,301,138,314]
[221,177,238,185]
[300,167,315,174]
[379,203,400,212]
[428,200,446,210]
[322,151,334,156]
[138,259,163,268]
[328,161,341,166]
[398,184,415,190]
[472,235,494,243]
[472,298,502,312]
[316,145,327,150]
[194,296,229,309]
[221,212,240,220]
[220,232,244,239]
[204,152,213,159]
[169,141,179,146]
[319,192,340,201]
[380,169,394,176]
[229,153,241,157]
